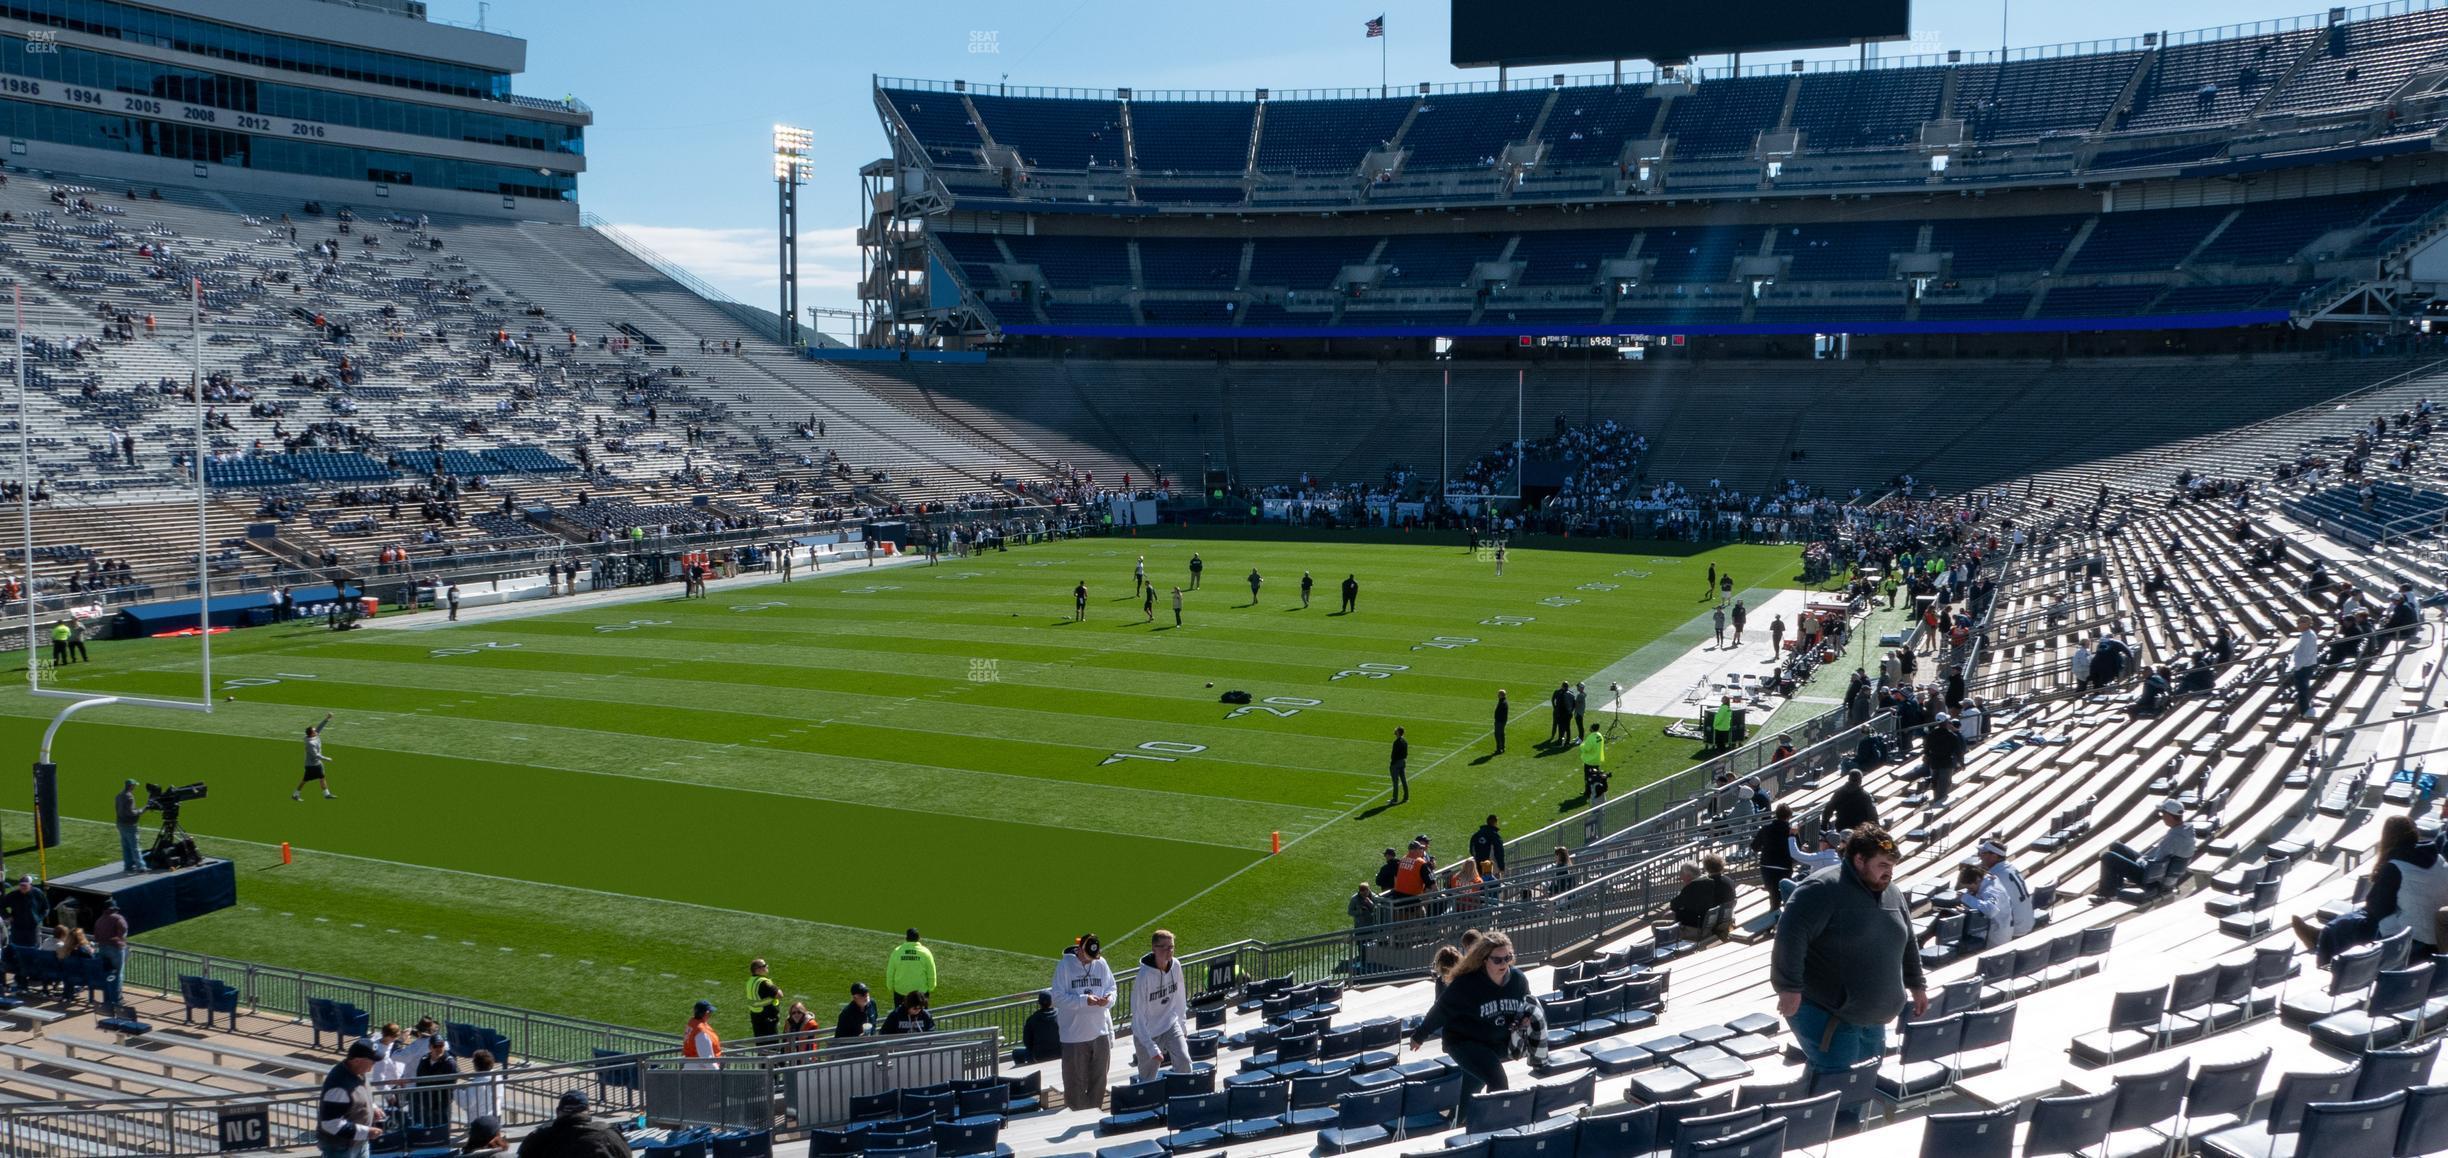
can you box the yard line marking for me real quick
[14,713,1318,848]
[1114,719,1500,946]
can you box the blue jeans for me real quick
[1787,1001,1886,1073]
[318,1139,369,1158]
[118,823,143,873]
[2317,909,2377,966]
[97,946,122,1007]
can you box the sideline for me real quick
[355,547,938,632]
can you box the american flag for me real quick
[1365,14,1384,37]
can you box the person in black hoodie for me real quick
[880,992,935,1035]
[1469,816,1507,874]
[1920,714,1963,805]
[516,1089,629,1158]
[1408,931,1543,1095]
[1752,804,1798,910]
[834,982,878,1039]
[1016,991,1063,1064]
[1824,768,1879,834]
[410,1035,457,1129]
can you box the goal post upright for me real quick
[1439,367,1528,529]
[19,280,212,715]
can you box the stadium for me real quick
[0,0,2437,1153]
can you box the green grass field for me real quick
[0,532,1797,1035]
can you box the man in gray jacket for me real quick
[1129,930,1190,1082]
[1769,825,1927,1072]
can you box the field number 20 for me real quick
[1101,741,1207,766]
[1229,696,1321,719]
[1331,663,1409,681]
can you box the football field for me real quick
[0,532,1798,1033]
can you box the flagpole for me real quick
[15,285,31,690]
[1381,21,1388,96]
[192,276,210,709]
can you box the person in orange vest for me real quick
[681,1000,721,1069]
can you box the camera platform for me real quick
[46,859,236,936]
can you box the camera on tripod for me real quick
[142,781,207,870]
[145,782,207,811]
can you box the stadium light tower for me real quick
[773,124,816,349]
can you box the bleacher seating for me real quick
[922,176,2448,334]
[2124,29,2318,130]
[880,87,990,167]
[1662,77,1789,158]
[1540,86,1664,168]
[1254,97,1415,175]
[1789,68,1947,152]
[876,1,2448,229]
[1127,99,1256,174]
[2267,6,2448,114]
[968,93,1126,170]
[1403,90,1552,170]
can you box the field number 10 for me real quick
[1100,741,1207,766]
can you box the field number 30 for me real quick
[1229,696,1321,719]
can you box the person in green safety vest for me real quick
[1710,695,1736,752]
[745,958,783,1041]
[886,928,938,1004]
[48,620,69,668]
[1580,730,1608,803]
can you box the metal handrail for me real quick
[921,711,1899,1049]
[0,1017,999,1155]
[123,945,667,1064]
[575,213,781,342]
[874,0,2448,106]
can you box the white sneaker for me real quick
[291,791,301,802]
[322,790,335,799]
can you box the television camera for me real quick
[142,781,207,870]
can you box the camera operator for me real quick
[113,778,152,874]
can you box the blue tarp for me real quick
[116,584,356,634]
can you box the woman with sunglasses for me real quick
[1407,931,1545,1095]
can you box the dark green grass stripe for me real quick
[0,713,1258,953]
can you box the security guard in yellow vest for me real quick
[48,621,69,668]
[1580,730,1608,802]
[746,958,783,1040]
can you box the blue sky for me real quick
[446,0,2354,337]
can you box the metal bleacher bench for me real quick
[141,1030,326,1077]
[0,1000,69,1030]
[0,1041,225,1097]
[55,1037,314,1090]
